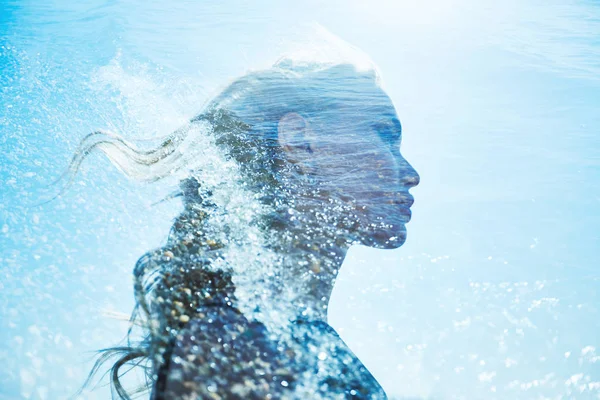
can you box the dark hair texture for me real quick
[74,109,277,399]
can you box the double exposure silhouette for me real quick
[72,47,419,399]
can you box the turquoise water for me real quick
[1,0,599,399]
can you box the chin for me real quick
[360,225,407,249]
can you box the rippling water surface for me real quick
[1,0,599,399]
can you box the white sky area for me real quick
[1,0,599,399]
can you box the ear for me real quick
[277,112,315,166]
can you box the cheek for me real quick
[312,145,400,195]
[353,148,399,193]
[368,203,410,226]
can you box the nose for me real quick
[399,158,420,188]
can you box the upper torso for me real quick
[152,304,387,400]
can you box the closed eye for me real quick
[373,118,402,143]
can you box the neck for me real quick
[173,190,352,330]
[256,201,352,323]
[270,233,349,322]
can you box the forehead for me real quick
[310,86,401,144]
[315,82,398,123]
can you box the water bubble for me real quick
[207,384,217,393]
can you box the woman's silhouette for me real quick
[75,50,419,399]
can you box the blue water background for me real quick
[1,0,599,398]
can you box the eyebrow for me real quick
[390,116,402,136]
[373,116,402,143]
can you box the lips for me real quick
[379,192,413,222]
[368,192,414,208]
[390,194,414,208]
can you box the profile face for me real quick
[281,83,419,249]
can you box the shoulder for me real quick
[290,320,388,399]
[153,308,295,399]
